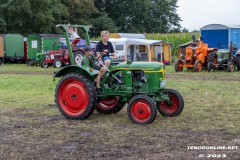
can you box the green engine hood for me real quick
[111,62,164,71]
[217,50,230,63]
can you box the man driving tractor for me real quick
[81,46,106,95]
[96,31,117,68]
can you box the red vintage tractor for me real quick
[40,50,69,68]
[40,27,86,68]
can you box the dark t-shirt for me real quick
[96,41,115,58]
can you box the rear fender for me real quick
[54,65,98,81]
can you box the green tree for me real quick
[61,0,98,24]
[90,12,118,37]
[145,0,182,33]
[95,0,151,33]
[0,0,67,35]
[94,0,182,33]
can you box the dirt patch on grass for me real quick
[0,107,239,160]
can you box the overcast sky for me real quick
[177,0,240,31]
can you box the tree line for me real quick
[0,0,185,37]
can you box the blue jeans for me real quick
[102,56,111,62]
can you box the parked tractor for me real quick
[175,36,218,72]
[207,43,240,72]
[54,24,184,124]
[40,50,70,68]
[39,27,86,68]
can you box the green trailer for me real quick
[27,34,63,60]
[2,34,24,62]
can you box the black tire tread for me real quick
[53,59,62,68]
[194,60,202,72]
[55,73,95,120]
[207,62,214,72]
[40,60,48,68]
[227,62,234,72]
[95,98,126,114]
[174,59,183,72]
[157,89,184,117]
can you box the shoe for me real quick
[97,88,103,95]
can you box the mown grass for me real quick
[0,65,239,133]
[0,64,239,159]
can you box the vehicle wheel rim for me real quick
[43,62,48,68]
[96,97,119,110]
[178,62,183,71]
[198,63,202,71]
[58,78,89,116]
[159,94,179,114]
[75,55,83,65]
[56,61,61,67]
[131,100,151,122]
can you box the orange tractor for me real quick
[175,36,218,72]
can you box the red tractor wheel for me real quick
[194,60,202,72]
[40,60,48,68]
[127,95,157,124]
[95,97,126,114]
[157,89,184,117]
[55,73,96,120]
[174,59,183,72]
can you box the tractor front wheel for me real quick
[227,62,235,72]
[207,62,214,72]
[95,97,126,114]
[40,60,48,68]
[53,59,63,68]
[55,73,96,120]
[174,59,183,72]
[194,60,202,72]
[127,95,157,124]
[157,89,184,117]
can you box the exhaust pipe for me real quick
[229,42,233,59]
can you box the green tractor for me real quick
[207,42,240,72]
[54,24,184,124]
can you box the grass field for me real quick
[0,64,239,159]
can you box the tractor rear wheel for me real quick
[194,60,202,72]
[40,60,48,68]
[53,59,63,68]
[0,58,2,65]
[157,89,184,117]
[207,62,214,72]
[236,55,240,70]
[174,59,183,72]
[127,95,157,125]
[73,51,84,66]
[55,73,96,120]
[227,62,235,72]
[95,97,126,114]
